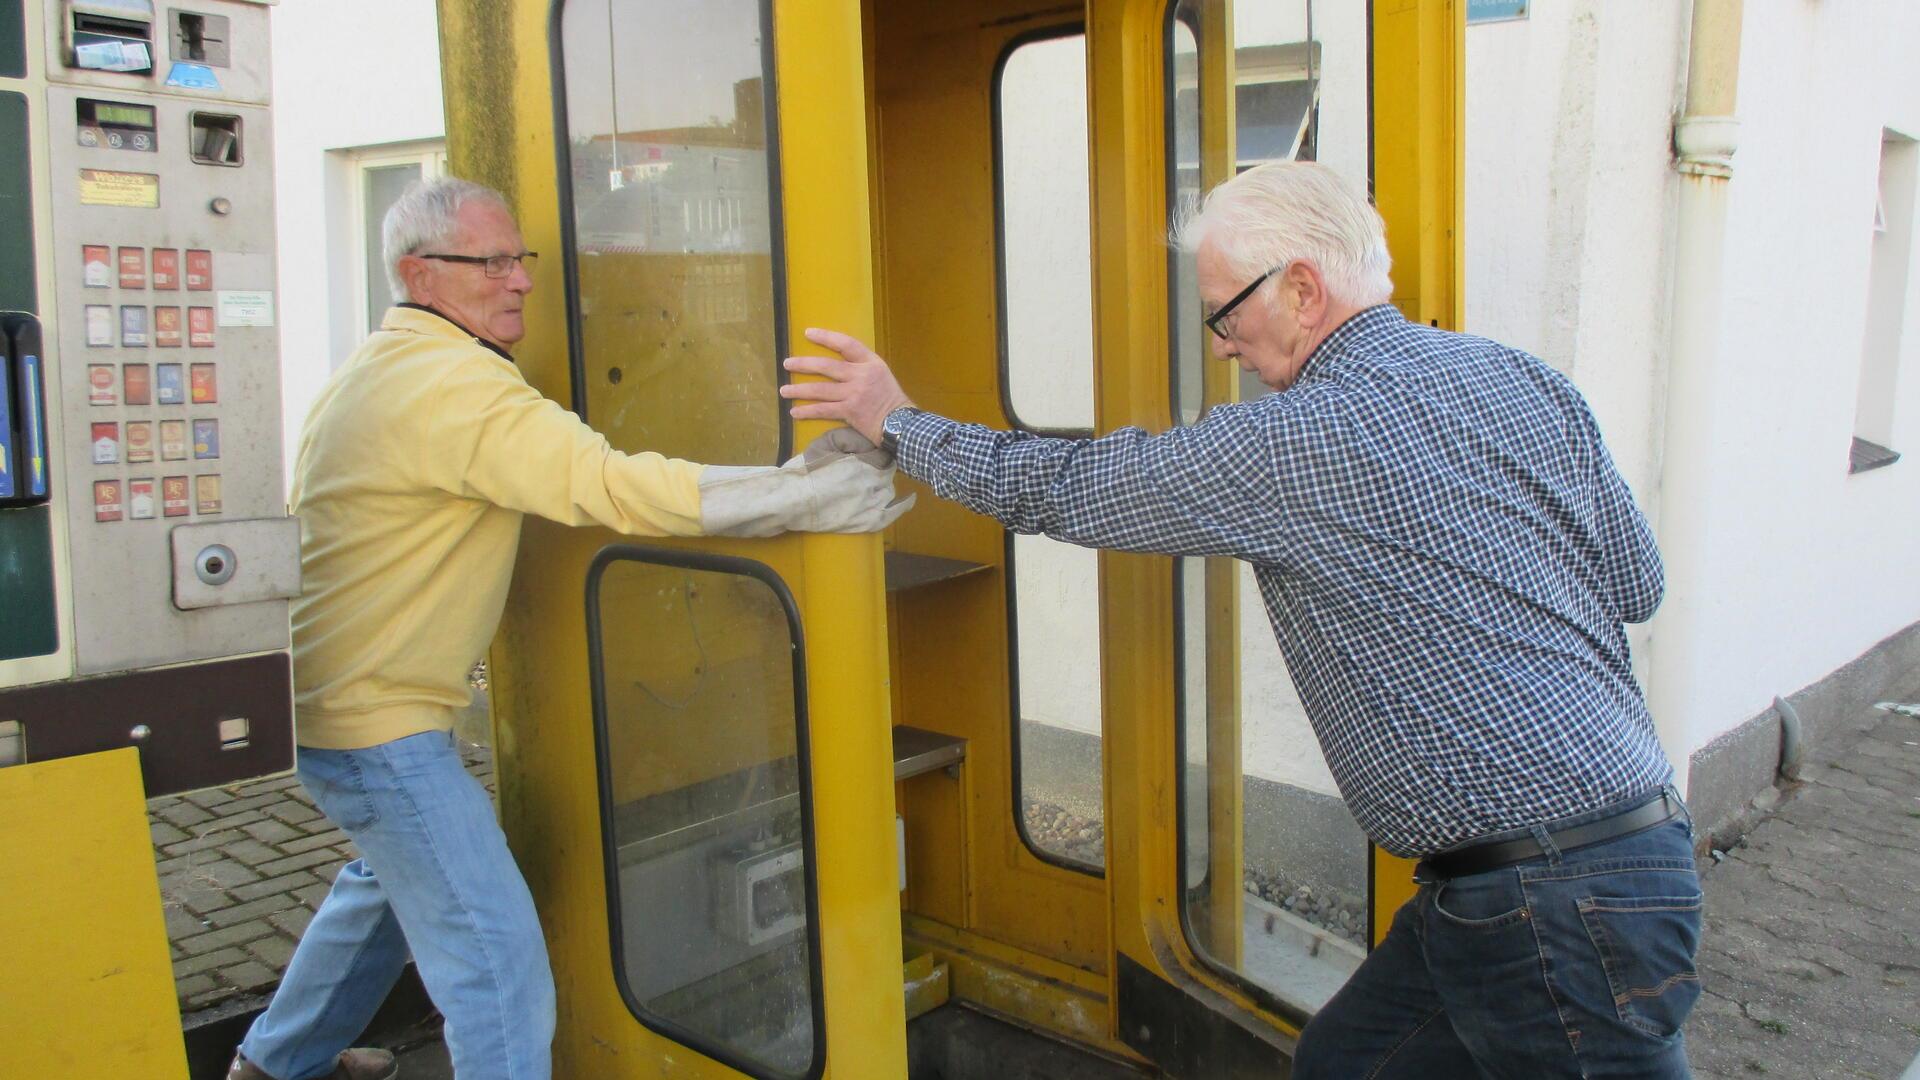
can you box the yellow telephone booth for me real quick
[436,0,1459,1075]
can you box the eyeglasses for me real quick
[417,252,539,278]
[1204,263,1287,341]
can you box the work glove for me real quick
[697,427,916,537]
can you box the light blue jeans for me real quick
[240,730,555,1080]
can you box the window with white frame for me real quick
[1852,129,1914,474]
[351,143,449,340]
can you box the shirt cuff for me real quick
[891,408,962,483]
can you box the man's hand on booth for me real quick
[780,328,916,445]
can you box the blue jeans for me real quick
[1296,790,1703,1079]
[240,730,555,1080]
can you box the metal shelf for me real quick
[884,551,991,592]
[892,724,966,781]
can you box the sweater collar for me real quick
[381,303,516,363]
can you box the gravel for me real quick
[1022,798,1367,944]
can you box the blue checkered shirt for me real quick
[892,304,1672,858]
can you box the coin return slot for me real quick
[190,112,241,166]
[218,716,250,750]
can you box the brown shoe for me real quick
[229,1048,399,1080]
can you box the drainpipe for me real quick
[1646,0,1744,796]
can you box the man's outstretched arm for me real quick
[782,328,1292,562]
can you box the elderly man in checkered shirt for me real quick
[783,161,1703,1079]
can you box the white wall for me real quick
[1466,1,1920,773]
[269,0,446,483]
[1655,0,1920,764]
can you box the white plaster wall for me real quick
[1653,0,1920,765]
[268,0,445,485]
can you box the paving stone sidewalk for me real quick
[148,741,494,1015]
[1687,703,1920,1079]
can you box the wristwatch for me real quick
[879,406,920,456]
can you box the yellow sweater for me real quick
[289,305,706,749]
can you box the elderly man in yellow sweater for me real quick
[228,178,906,1080]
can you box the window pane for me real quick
[998,34,1094,432]
[1012,533,1104,871]
[363,162,422,336]
[559,0,783,465]
[998,31,1104,873]
[1171,0,1370,1020]
[592,555,820,1077]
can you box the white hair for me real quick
[1171,161,1393,309]
[382,176,511,304]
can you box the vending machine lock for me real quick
[194,542,236,585]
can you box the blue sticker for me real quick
[166,62,221,91]
[1467,0,1528,23]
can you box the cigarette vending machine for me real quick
[1,1,294,1074]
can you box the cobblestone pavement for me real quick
[148,742,493,1015]
[1687,704,1920,1079]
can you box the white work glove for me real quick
[697,427,916,537]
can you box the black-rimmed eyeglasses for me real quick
[417,252,539,278]
[1204,263,1287,341]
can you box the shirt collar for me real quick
[1294,303,1405,385]
[381,303,515,362]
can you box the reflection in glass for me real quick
[593,557,819,1077]
[1169,0,1370,1020]
[559,0,783,465]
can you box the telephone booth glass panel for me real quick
[557,0,786,466]
[589,551,824,1079]
[997,30,1106,874]
[1170,0,1372,1021]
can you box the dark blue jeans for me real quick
[1295,790,1702,1079]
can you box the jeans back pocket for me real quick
[1576,892,1703,1038]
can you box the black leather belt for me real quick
[1415,790,1682,881]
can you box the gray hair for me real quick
[1172,162,1393,309]
[382,176,511,304]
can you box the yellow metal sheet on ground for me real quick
[0,749,187,1078]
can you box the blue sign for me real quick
[1468,0,1528,23]
[165,62,221,91]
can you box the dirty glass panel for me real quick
[593,557,819,1077]
[559,0,783,465]
[1170,0,1371,1020]
[998,31,1105,873]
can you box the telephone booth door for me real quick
[1097,0,1462,1073]
[441,1,908,1076]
